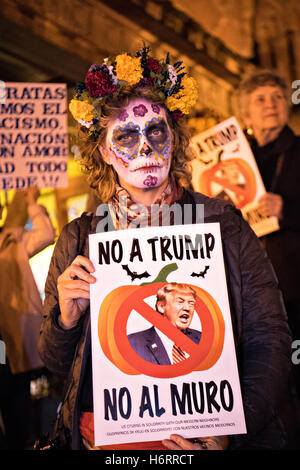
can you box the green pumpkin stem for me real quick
[140,263,178,286]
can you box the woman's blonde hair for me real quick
[76,87,195,202]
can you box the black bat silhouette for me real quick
[191,266,210,278]
[122,264,151,282]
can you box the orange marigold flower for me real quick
[69,99,95,122]
[166,76,198,114]
[115,54,143,86]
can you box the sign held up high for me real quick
[191,117,279,238]
[0,82,69,190]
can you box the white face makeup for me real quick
[104,98,173,190]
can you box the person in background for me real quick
[0,187,55,449]
[38,47,291,451]
[239,70,300,429]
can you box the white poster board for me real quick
[89,223,246,447]
[191,117,279,237]
[0,82,68,190]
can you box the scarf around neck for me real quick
[108,175,183,230]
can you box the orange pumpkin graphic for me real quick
[98,263,225,378]
[198,158,257,209]
[97,263,225,450]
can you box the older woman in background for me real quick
[239,70,300,422]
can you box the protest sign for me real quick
[89,223,246,447]
[191,117,279,237]
[0,82,68,190]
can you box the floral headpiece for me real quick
[69,46,198,140]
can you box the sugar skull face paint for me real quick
[104,98,173,189]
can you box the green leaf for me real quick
[140,263,178,286]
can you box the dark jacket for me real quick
[128,326,201,365]
[38,190,292,450]
[251,125,300,302]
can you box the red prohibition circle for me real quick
[200,159,257,209]
[112,282,218,378]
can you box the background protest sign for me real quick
[190,117,279,237]
[89,223,246,447]
[0,82,68,190]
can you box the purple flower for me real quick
[151,104,160,114]
[88,64,102,72]
[143,175,158,187]
[118,110,129,121]
[133,104,148,117]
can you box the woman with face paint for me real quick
[38,48,292,451]
[102,98,173,203]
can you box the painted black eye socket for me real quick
[114,130,139,147]
[146,124,168,144]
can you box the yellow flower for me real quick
[165,75,198,114]
[115,54,143,86]
[69,99,95,122]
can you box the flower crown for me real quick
[69,46,198,140]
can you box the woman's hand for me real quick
[57,255,96,329]
[162,434,228,451]
[257,192,283,219]
[26,186,40,205]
